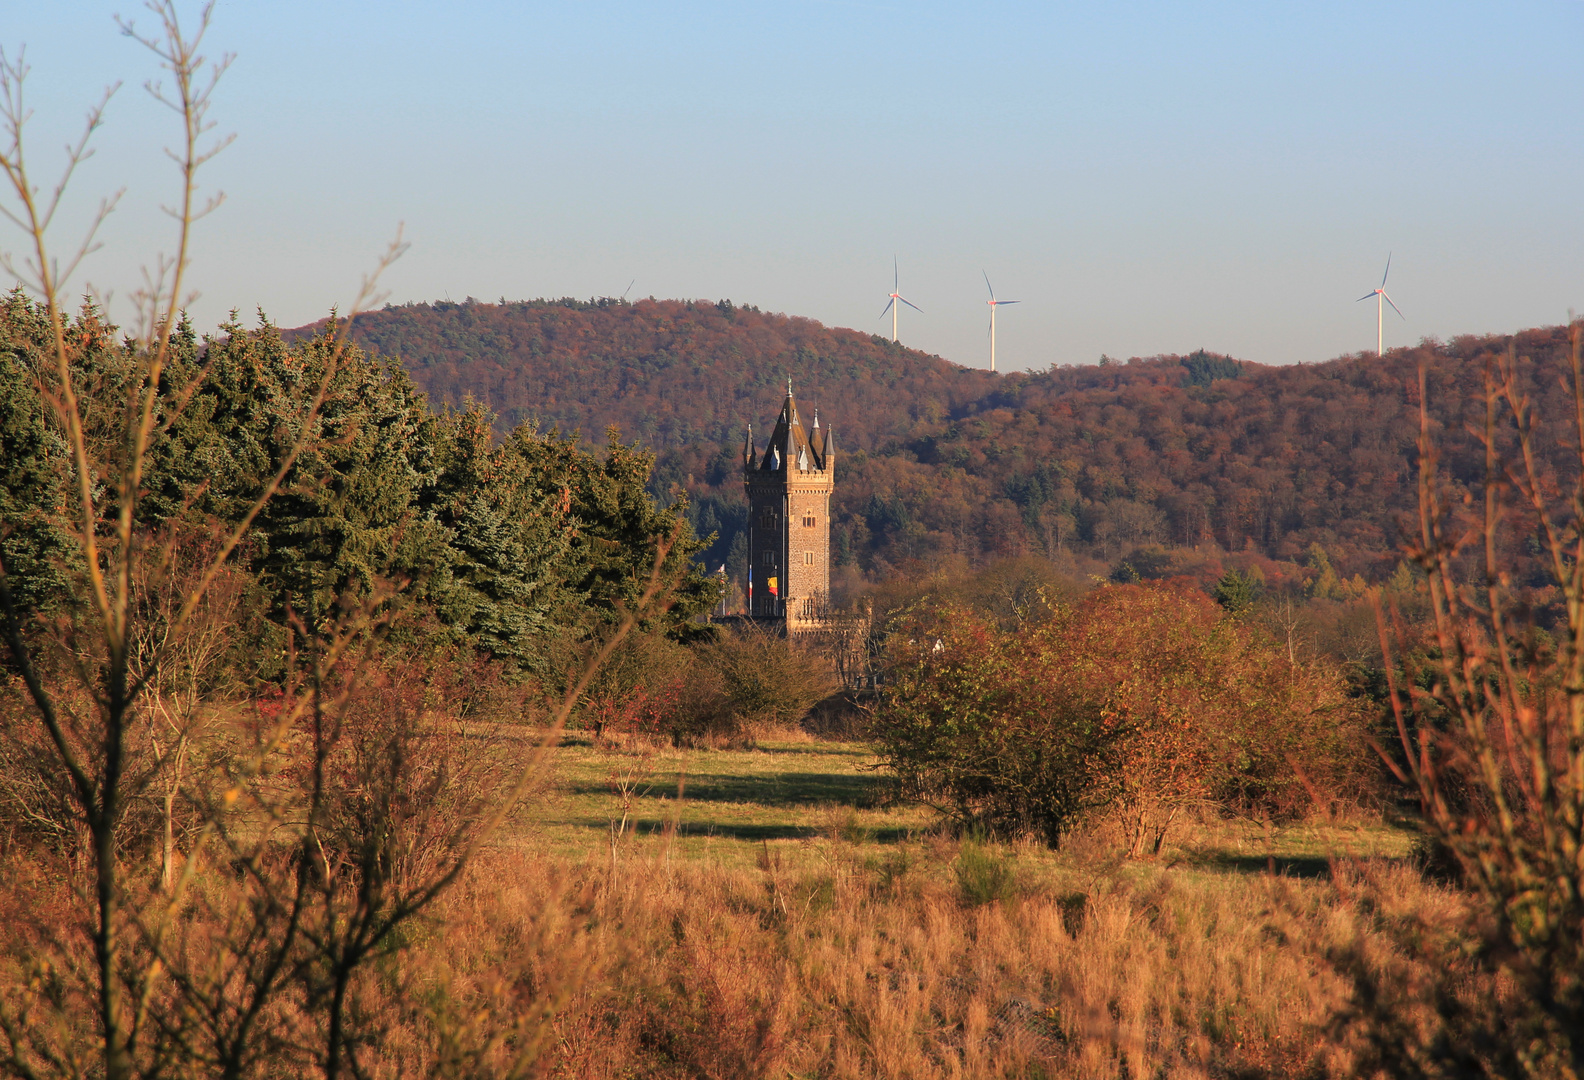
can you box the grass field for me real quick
[0,718,1449,1079]
[517,732,1416,877]
[415,734,1440,1077]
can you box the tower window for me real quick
[802,514,816,527]
[804,551,815,565]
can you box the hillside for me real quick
[328,297,1001,452]
[305,298,1578,592]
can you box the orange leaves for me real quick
[878,581,1370,853]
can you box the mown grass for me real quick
[518,736,933,863]
[514,731,1415,879]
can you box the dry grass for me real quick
[316,735,1440,1078]
[374,824,1462,1080]
[0,725,1465,1079]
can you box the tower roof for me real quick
[756,386,826,472]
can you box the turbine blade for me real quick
[1356,292,1377,303]
[997,300,1021,306]
[1381,252,1392,288]
[1383,292,1405,319]
[894,254,899,291]
[900,297,923,313]
[983,270,994,299]
[879,298,894,319]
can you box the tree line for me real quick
[1,290,717,687]
[321,297,1576,594]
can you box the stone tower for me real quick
[742,383,835,628]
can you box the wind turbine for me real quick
[1356,254,1404,357]
[983,271,1020,372]
[879,257,921,343]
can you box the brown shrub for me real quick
[876,584,1377,855]
[802,689,873,740]
[699,624,837,734]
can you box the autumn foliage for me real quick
[875,581,1373,852]
[321,298,1582,591]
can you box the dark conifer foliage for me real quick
[0,294,715,677]
[0,290,79,614]
[312,297,1578,583]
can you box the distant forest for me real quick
[307,297,1577,596]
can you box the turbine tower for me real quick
[984,271,1020,372]
[1357,254,1404,357]
[879,257,921,343]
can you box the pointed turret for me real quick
[759,385,812,471]
[782,411,800,471]
[740,382,835,624]
[742,424,757,470]
[809,409,826,467]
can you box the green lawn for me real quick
[506,733,1418,877]
[514,737,932,865]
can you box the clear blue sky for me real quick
[7,2,1583,369]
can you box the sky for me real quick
[6,1,1584,371]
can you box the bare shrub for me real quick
[0,10,685,1077]
[698,623,837,742]
[0,676,84,855]
[578,629,692,742]
[1352,327,1584,1076]
[125,521,259,888]
[802,689,872,740]
[0,522,252,875]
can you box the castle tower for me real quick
[742,383,835,628]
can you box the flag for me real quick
[768,576,778,597]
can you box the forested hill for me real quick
[331,297,999,453]
[299,298,1578,591]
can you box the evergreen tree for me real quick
[1212,568,1259,614]
[1302,542,1343,601]
[0,290,76,615]
[0,295,714,675]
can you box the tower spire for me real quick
[742,385,834,624]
